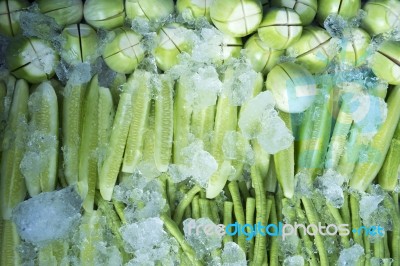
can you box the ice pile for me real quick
[11,186,82,245]
[120,217,179,265]
[358,187,390,229]
[190,27,225,64]
[220,242,247,266]
[183,218,223,258]
[19,9,61,41]
[359,194,384,221]
[337,244,364,266]
[283,255,305,266]
[113,171,166,222]
[175,64,222,111]
[315,169,346,208]
[239,91,294,154]
[169,139,218,188]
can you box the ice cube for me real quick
[130,17,152,35]
[295,172,313,198]
[315,169,345,208]
[257,109,294,154]
[175,64,222,111]
[222,58,258,106]
[283,255,305,266]
[19,9,61,41]
[113,172,166,222]
[191,66,222,110]
[337,244,364,266]
[121,217,179,264]
[324,14,347,38]
[359,194,385,223]
[221,242,246,266]
[238,91,276,139]
[121,217,166,251]
[183,218,223,258]
[279,234,300,257]
[191,27,225,64]
[169,139,218,188]
[94,242,122,266]
[11,186,82,245]
[222,131,254,164]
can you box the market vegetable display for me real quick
[0,0,400,265]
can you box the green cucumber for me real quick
[122,71,151,172]
[78,76,99,211]
[99,92,132,201]
[154,75,174,172]
[0,79,28,219]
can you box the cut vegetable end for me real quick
[99,92,132,201]
[154,75,174,172]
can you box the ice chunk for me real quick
[370,258,394,266]
[113,171,166,222]
[239,90,294,154]
[324,15,346,39]
[295,172,313,198]
[11,186,82,245]
[222,131,254,164]
[183,218,223,258]
[221,242,246,266]
[279,234,300,257]
[359,194,384,222]
[315,170,345,208]
[56,61,92,85]
[20,130,57,193]
[323,14,347,38]
[337,244,364,266]
[177,65,222,111]
[222,58,258,106]
[94,242,123,266]
[169,139,218,188]
[19,9,61,41]
[257,109,294,154]
[136,161,162,179]
[121,217,166,251]
[238,91,276,139]
[283,255,305,266]
[120,217,179,265]
[191,27,225,64]
[131,17,152,35]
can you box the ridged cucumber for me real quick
[0,220,21,266]
[274,112,294,199]
[22,82,59,195]
[62,82,86,185]
[97,86,115,184]
[79,76,99,211]
[99,92,132,201]
[325,103,353,169]
[122,70,151,172]
[80,211,103,266]
[206,91,237,198]
[0,79,28,219]
[190,105,215,152]
[154,75,174,172]
[173,78,193,164]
